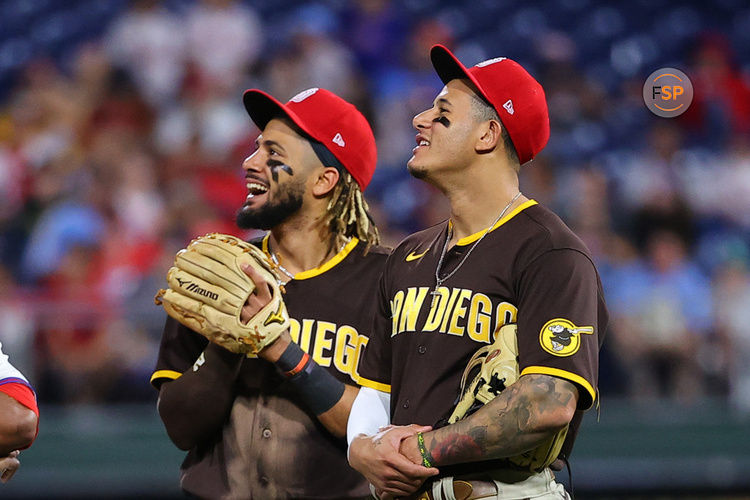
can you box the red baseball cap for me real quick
[430,44,550,165]
[243,88,377,191]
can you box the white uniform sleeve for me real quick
[347,386,390,450]
[0,342,28,382]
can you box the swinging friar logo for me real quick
[539,318,594,357]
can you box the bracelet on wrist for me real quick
[284,352,310,377]
[417,431,432,468]
[276,342,309,377]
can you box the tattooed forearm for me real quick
[426,374,578,466]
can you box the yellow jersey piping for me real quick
[261,235,359,280]
[354,375,391,393]
[455,200,538,246]
[150,369,182,384]
[520,365,596,410]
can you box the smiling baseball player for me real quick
[152,87,387,499]
[347,45,608,500]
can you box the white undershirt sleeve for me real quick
[347,386,391,451]
[0,342,28,382]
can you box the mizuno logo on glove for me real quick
[264,302,287,327]
[179,280,219,301]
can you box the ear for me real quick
[475,119,502,154]
[311,166,340,197]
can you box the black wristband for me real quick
[274,342,345,415]
[289,360,346,415]
[276,342,307,375]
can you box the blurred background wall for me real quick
[0,0,749,497]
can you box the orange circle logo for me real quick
[643,68,693,118]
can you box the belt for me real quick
[412,479,498,500]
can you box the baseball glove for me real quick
[155,233,290,355]
[447,323,567,472]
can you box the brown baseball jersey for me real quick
[357,200,607,439]
[152,237,388,499]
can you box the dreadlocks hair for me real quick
[276,114,380,250]
[324,170,380,251]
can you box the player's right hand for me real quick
[348,424,439,496]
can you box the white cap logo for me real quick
[503,99,515,115]
[290,88,319,103]
[476,57,506,68]
[332,133,345,147]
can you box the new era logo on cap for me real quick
[503,99,514,115]
[243,87,377,190]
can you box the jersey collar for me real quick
[261,235,360,280]
[453,199,538,246]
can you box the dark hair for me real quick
[470,94,520,168]
[277,114,380,248]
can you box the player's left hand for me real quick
[156,233,290,356]
[240,263,292,362]
[239,262,273,322]
[0,450,20,483]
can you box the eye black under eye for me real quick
[434,116,450,126]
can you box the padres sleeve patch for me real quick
[539,318,594,357]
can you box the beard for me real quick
[235,178,305,230]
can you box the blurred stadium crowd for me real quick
[0,0,749,413]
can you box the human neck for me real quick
[443,162,524,242]
[267,214,342,276]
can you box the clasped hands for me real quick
[349,424,439,499]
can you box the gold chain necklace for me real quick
[430,192,522,307]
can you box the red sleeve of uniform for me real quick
[0,379,39,448]
[0,379,38,416]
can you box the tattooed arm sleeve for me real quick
[417,374,578,467]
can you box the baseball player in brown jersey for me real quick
[347,45,607,499]
[151,88,388,499]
